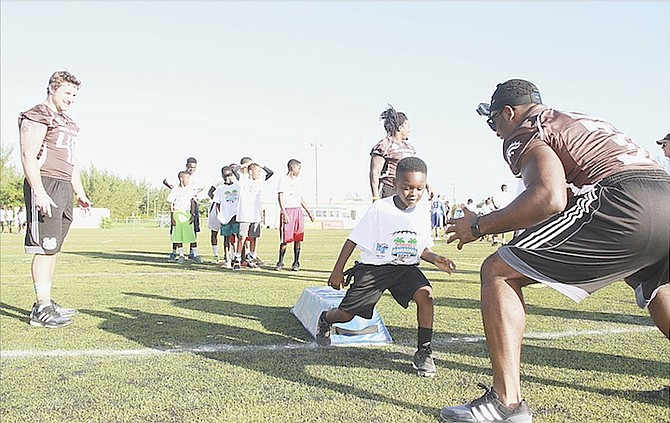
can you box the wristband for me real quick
[470,215,482,238]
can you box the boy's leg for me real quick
[276,243,287,270]
[316,308,354,346]
[292,241,301,271]
[210,230,219,262]
[412,286,436,377]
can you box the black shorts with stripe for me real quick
[338,263,431,319]
[24,177,74,255]
[498,169,670,309]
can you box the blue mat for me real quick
[291,286,393,345]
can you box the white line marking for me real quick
[0,326,658,359]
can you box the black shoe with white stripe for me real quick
[440,383,532,422]
[29,303,72,328]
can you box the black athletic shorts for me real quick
[24,177,73,255]
[338,263,431,319]
[498,169,670,309]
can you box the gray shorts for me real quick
[498,170,670,309]
[237,221,261,238]
[24,177,73,255]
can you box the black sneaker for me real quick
[274,262,284,271]
[315,311,331,346]
[440,383,532,422]
[232,258,242,271]
[413,345,436,377]
[291,262,300,272]
[51,300,76,318]
[29,303,72,328]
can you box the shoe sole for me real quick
[412,363,436,378]
[29,319,73,328]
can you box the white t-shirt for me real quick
[277,174,303,209]
[236,176,264,223]
[348,196,433,266]
[167,185,196,212]
[167,173,206,199]
[492,189,513,210]
[214,182,240,224]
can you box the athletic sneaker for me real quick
[177,256,186,264]
[413,345,436,378]
[275,262,284,271]
[168,252,177,262]
[315,311,332,346]
[192,255,204,264]
[232,258,242,271]
[221,260,232,270]
[212,255,220,264]
[188,251,196,260]
[247,260,259,269]
[291,262,300,272]
[51,300,76,318]
[29,303,72,328]
[440,383,532,423]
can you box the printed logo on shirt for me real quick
[390,230,419,264]
[375,243,390,258]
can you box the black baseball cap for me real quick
[489,79,543,113]
[656,133,670,145]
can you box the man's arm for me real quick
[446,144,567,249]
[328,239,357,290]
[262,166,274,180]
[71,160,92,209]
[369,155,385,200]
[162,179,173,190]
[19,120,58,217]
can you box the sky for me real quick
[2,2,669,207]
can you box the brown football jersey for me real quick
[503,109,660,188]
[18,104,80,180]
[370,136,416,188]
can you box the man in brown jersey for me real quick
[441,79,669,423]
[19,71,92,328]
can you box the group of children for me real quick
[167,155,456,378]
[167,156,314,272]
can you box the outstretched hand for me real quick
[445,207,479,250]
[433,255,456,274]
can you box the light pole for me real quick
[309,142,323,207]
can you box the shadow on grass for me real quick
[80,297,441,419]
[0,301,29,321]
[433,297,654,327]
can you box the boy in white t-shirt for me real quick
[167,171,197,264]
[276,159,314,271]
[214,166,240,269]
[316,157,456,378]
[232,161,273,270]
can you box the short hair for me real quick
[240,156,253,165]
[396,156,427,176]
[501,184,508,191]
[490,79,542,112]
[47,71,81,94]
[177,170,189,179]
[186,157,197,165]
[248,163,261,172]
[379,104,408,136]
[287,159,301,171]
[221,165,232,175]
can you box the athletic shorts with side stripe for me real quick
[24,177,73,255]
[338,264,431,319]
[279,207,305,243]
[498,169,670,309]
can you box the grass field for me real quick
[1,226,668,422]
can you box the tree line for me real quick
[1,145,172,219]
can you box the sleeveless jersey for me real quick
[18,104,79,180]
[370,137,416,187]
[503,109,660,189]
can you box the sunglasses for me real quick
[486,109,502,132]
[661,142,669,148]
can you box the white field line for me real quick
[0,271,204,279]
[0,326,657,359]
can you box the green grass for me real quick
[1,227,668,422]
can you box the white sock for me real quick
[34,282,51,309]
[191,247,199,256]
[177,247,184,257]
[212,245,219,256]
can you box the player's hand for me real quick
[282,214,290,224]
[445,207,478,250]
[77,195,93,210]
[34,190,58,218]
[171,218,176,226]
[433,255,456,274]
[328,270,345,290]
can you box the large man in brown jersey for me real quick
[441,79,669,423]
[19,71,92,328]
